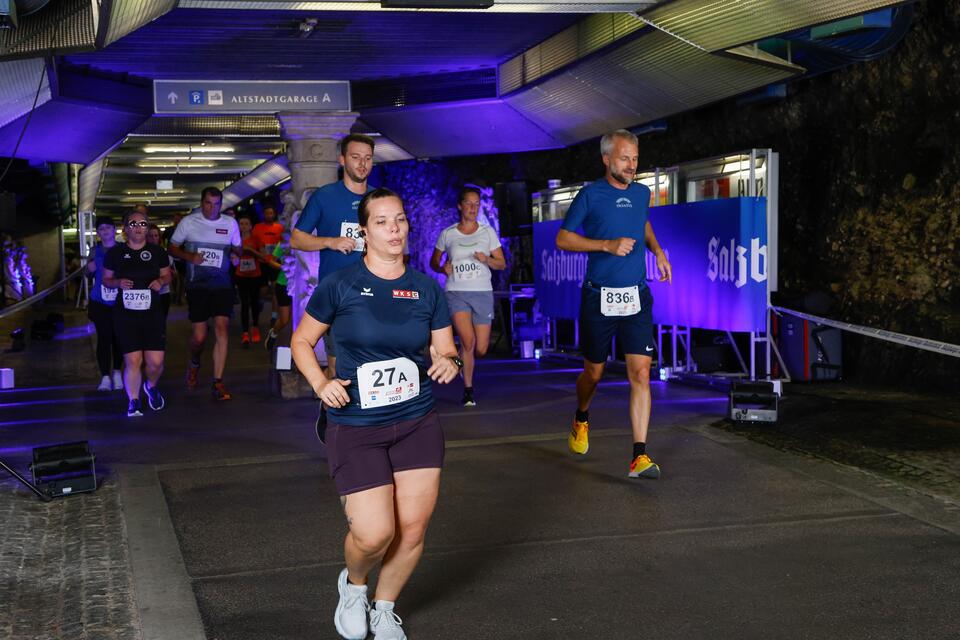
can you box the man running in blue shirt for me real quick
[291,133,375,380]
[557,129,673,479]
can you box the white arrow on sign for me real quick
[167,92,179,104]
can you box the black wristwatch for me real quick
[447,355,464,370]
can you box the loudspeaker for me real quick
[30,441,97,497]
[494,181,530,236]
[729,381,779,423]
[0,192,15,230]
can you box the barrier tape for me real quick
[0,268,84,320]
[772,306,960,359]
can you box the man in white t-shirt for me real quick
[168,187,242,400]
[430,186,506,406]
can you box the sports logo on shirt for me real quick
[392,289,419,300]
[615,197,633,208]
[216,228,228,235]
[140,250,152,261]
[361,287,374,297]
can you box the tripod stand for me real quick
[0,459,51,501]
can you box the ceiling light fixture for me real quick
[142,145,235,154]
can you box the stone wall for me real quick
[438,1,959,390]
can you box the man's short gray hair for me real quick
[600,129,638,156]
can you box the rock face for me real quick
[440,1,960,390]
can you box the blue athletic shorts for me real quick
[445,290,495,326]
[579,282,654,364]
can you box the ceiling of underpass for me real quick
[0,0,915,219]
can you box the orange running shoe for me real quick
[628,454,661,479]
[211,381,232,401]
[568,419,589,455]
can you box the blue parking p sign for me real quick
[189,91,205,105]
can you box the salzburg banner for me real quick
[533,197,769,332]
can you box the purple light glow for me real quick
[0,384,92,394]
[0,415,120,428]
[0,396,113,409]
[53,325,95,341]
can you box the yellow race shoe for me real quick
[628,454,661,479]
[568,419,590,455]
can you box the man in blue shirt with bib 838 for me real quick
[291,133,375,380]
[557,129,673,479]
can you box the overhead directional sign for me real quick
[153,80,351,114]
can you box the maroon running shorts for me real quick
[325,409,444,496]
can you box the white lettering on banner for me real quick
[707,237,767,288]
[230,95,322,104]
[540,250,588,286]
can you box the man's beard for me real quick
[610,169,633,186]
[345,167,369,184]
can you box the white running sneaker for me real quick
[111,370,123,391]
[334,568,369,640]
[370,601,406,640]
[97,375,112,392]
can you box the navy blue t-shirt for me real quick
[305,261,452,426]
[295,181,371,281]
[561,179,651,287]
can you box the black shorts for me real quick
[326,409,444,496]
[112,308,166,354]
[186,288,234,323]
[275,282,292,307]
[260,264,279,284]
[579,282,654,363]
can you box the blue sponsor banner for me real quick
[533,197,768,331]
[648,197,768,332]
[533,219,587,320]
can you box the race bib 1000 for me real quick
[340,222,364,252]
[452,259,483,282]
[356,357,420,410]
[199,248,224,268]
[600,285,640,317]
[122,289,151,311]
[100,284,118,302]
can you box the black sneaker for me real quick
[462,389,476,407]
[315,403,327,443]
[127,398,144,418]
[143,381,165,411]
[265,329,277,351]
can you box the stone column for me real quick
[275,112,358,397]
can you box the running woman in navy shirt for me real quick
[292,188,460,640]
[557,129,673,479]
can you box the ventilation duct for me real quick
[637,0,910,53]
[78,157,104,213]
[0,57,50,129]
[0,0,176,60]
[220,155,291,210]
[96,0,178,49]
